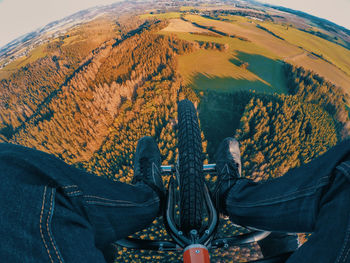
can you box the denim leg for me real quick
[0,143,159,263]
[257,232,299,257]
[286,166,350,262]
[225,160,350,262]
[226,139,350,232]
[225,174,329,232]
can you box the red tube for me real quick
[183,244,210,263]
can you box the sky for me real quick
[259,0,350,30]
[0,0,349,48]
[0,0,119,48]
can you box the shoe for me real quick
[213,137,242,214]
[132,136,165,204]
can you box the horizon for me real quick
[258,0,350,30]
[0,0,349,49]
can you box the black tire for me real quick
[177,99,204,234]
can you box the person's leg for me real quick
[285,165,350,262]
[213,138,300,257]
[257,233,299,258]
[0,142,161,262]
[224,140,350,262]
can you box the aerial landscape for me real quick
[1,0,350,261]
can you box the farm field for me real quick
[178,50,287,94]
[161,18,210,33]
[179,14,350,93]
[140,12,182,20]
[0,44,48,79]
[159,16,289,94]
[183,14,302,58]
[259,21,350,76]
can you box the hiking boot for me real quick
[132,136,165,209]
[213,137,242,214]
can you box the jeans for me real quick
[226,139,350,262]
[0,143,160,263]
[1,140,350,263]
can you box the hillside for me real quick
[1,0,350,262]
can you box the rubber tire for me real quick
[177,99,204,234]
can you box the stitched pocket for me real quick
[39,186,65,263]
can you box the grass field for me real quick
[161,19,210,33]
[191,74,276,93]
[140,12,182,20]
[0,44,48,79]
[154,12,350,92]
[62,34,81,46]
[159,30,279,59]
[180,6,197,11]
[259,21,350,77]
[165,30,288,94]
[189,51,288,94]
[178,14,350,92]
[233,52,288,93]
[183,14,302,58]
[177,49,269,84]
[178,49,288,94]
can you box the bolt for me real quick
[195,250,200,254]
[178,231,183,236]
[190,229,198,235]
[205,230,210,234]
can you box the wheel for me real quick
[177,99,204,234]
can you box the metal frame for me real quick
[115,164,274,255]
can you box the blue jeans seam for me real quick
[334,168,350,263]
[65,190,82,196]
[335,210,350,262]
[227,176,329,208]
[343,247,350,263]
[342,161,350,169]
[83,195,138,202]
[61,185,78,189]
[47,188,65,263]
[83,194,159,205]
[60,185,82,197]
[40,186,65,263]
[337,163,350,179]
[40,186,55,263]
[84,199,159,207]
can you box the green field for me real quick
[140,12,182,20]
[232,52,288,93]
[162,21,290,94]
[179,14,350,91]
[180,6,198,11]
[161,30,283,92]
[160,30,278,59]
[191,73,285,94]
[0,44,48,79]
[175,41,288,94]
[259,21,350,76]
